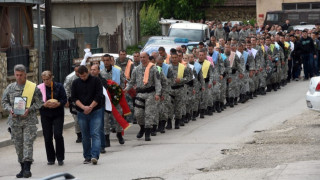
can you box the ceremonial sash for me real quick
[229,52,236,67]
[270,44,275,53]
[212,50,219,64]
[236,50,242,59]
[201,60,211,79]
[284,41,290,50]
[220,53,227,61]
[261,45,265,53]
[162,63,169,77]
[99,61,105,71]
[248,48,258,59]
[177,63,185,79]
[22,80,36,108]
[112,66,121,85]
[274,42,280,50]
[189,64,195,79]
[114,65,121,70]
[37,83,46,102]
[165,54,171,64]
[102,86,112,112]
[124,60,133,80]
[156,66,162,73]
[194,62,202,75]
[143,63,154,85]
[243,51,249,65]
[207,56,214,66]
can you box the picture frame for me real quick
[13,96,27,116]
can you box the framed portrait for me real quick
[13,96,27,116]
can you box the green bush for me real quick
[140,4,161,36]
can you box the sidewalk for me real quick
[0,108,75,148]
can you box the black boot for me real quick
[180,116,185,126]
[253,90,257,97]
[23,161,32,178]
[192,111,197,121]
[175,119,180,129]
[76,132,82,143]
[158,120,166,133]
[136,125,145,138]
[220,102,225,111]
[215,102,221,113]
[212,103,216,112]
[145,128,151,141]
[16,162,24,178]
[277,83,281,89]
[166,119,172,130]
[225,98,230,107]
[273,83,278,91]
[267,85,272,92]
[260,87,266,95]
[105,134,110,147]
[184,114,189,123]
[151,125,157,136]
[234,97,238,105]
[229,97,234,108]
[200,109,205,118]
[207,107,213,115]
[116,132,125,144]
[249,92,253,99]
[133,118,137,124]
[239,94,244,103]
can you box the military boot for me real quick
[267,85,272,92]
[116,132,125,144]
[225,97,230,107]
[76,132,82,143]
[158,120,166,133]
[229,97,234,108]
[234,97,238,105]
[184,114,189,123]
[200,109,205,119]
[239,94,244,103]
[16,162,24,178]
[249,92,253,99]
[253,90,257,97]
[132,118,137,124]
[136,125,145,138]
[207,107,213,116]
[277,83,281,89]
[192,111,197,121]
[145,128,151,141]
[23,161,32,178]
[105,134,110,147]
[166,119,172,130]
[273,83,278,91]
[220,102,225,111]
[180,116,185,126]
[215,102,221,113]
[151,125,157,136]
[260,87,266,95]
[175,119,180,129]
[212,103,216,112]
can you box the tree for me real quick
[140,4,161,36]
[146,0,225,21]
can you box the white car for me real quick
[306,76,320,111]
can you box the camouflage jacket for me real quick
[63,72,78,99]
[1,82,43,126]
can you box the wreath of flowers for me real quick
[107,80,123,106]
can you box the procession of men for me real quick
[2,20,319,177]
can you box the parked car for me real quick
[287,24,315,32]
[306,76,320,111]
[168,23,210,44]
[141,37,189,55]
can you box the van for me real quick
[168,23,210,44]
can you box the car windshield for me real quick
[145,39,175,47]
[169,29,203,42]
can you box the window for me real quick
[0,6,33,50]
[267,14,278,22]
[288,14,299,20]
[308,14,319,20]
[297,3,311,10]
[312,3,320,9]
[283,3,296,10]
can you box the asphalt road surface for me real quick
[0,80,309,180]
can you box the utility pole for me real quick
[45,0,53,71]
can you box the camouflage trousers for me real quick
[227,74,238,98]
[219,79,227,102]
[186,85,194,115]
[193,87,201,112]
[258,70,267,88]
[104,104,123,135]
[159,94,170,122]
[240,72,250,94]
[181,86,188,116]
[125,93,135,123]
[134,92,157,128]
[253,74,259,91]
[281,64,288,81]
[169,88,185,119]
[249,75,255,93]
[72,114,81,134]
[200,83,213,109]
[11,124,38,163]
[212,82,221,103]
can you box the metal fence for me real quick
[6,46,30,76]
[42,39,78,83]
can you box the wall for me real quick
[256,0,313,25]
[206,6,256,21]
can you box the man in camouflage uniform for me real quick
[198,50,215,118]
[214,23,226,41]
[101,54,126,146]
[228,27,239,41]
[188,54,205,120]
[279,34,291,86]
[252,37,267,95]
[225,44,244,107]
[1,64,43,178]
[265,37,280,92]
[125,52,161,141]
[63,65,82,143]
[246,41,258,99]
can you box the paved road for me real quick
[0,80,309,180]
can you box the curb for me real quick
[0,120,75,148]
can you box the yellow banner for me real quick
[202,60,211,79]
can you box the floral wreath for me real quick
[107,80,123,106]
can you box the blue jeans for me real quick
[302,53,314,79]
[78,108,103,160]
[100,109,105,149]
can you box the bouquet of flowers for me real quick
[107,80,123,106]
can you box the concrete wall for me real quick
[206,6,256,21]
[52,2,140,50]
[256,0,313,25]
